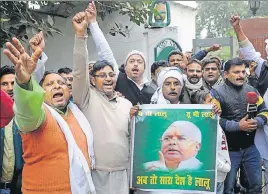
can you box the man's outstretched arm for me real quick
[231,14,265,77]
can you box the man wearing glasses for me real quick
[72,4,133,193]
[144,121,202,172]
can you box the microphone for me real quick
[246,92,258,119]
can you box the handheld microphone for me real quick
[246,92,258,119]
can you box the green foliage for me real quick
[95,0,155,26]
[196,1,268,38]
[0,1,155,47]
[0,1,63,47]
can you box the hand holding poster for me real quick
[130,104,218,193]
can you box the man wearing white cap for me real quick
[86,3,155,105]
[151,67,184,104]
[144,121,202,172]
[150,67,221,114]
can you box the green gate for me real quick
[154,38,182,61]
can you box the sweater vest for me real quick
[21,107,91,194]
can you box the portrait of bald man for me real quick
[144,121,203,172]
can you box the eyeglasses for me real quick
[94,72,116,79]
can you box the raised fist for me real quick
[72,12,88,36]
[29,31,45,52]
[230,14,241,28]
[85,1,97,24]
[208,44,221,52]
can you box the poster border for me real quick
[130,104,218,193]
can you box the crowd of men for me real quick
[1,2,268,194]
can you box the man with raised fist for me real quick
[3,35,95,193]
[231,14,268,194]
[72,2,133,194]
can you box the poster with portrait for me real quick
[130,104,218,193]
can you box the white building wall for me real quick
[1,2,196,79]
[169,2,197,52]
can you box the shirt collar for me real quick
[127,76,149,90]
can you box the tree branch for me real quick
[29,10,68,18]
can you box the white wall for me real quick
[169,2,197,52]
[1,2,196,79]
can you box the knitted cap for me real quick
[89,61,96,65]
[124,50,146,67]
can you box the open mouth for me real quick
[53,92,63,99]
[132,68,139,73]
[8,92,13,97]
[103,83,113,86]
[169,92,178,96]
[208,75,214,78]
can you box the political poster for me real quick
[130,104,218,193]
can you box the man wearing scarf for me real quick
[151,67,184,104]
[138,68,187,194]
[3,37,95,194]
[138,67,223,194]
[181,59,206,104]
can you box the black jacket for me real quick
[211,80,268,150]
[115,72,155,105]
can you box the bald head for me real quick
[160,121,202,164]
[162,121,202,143]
